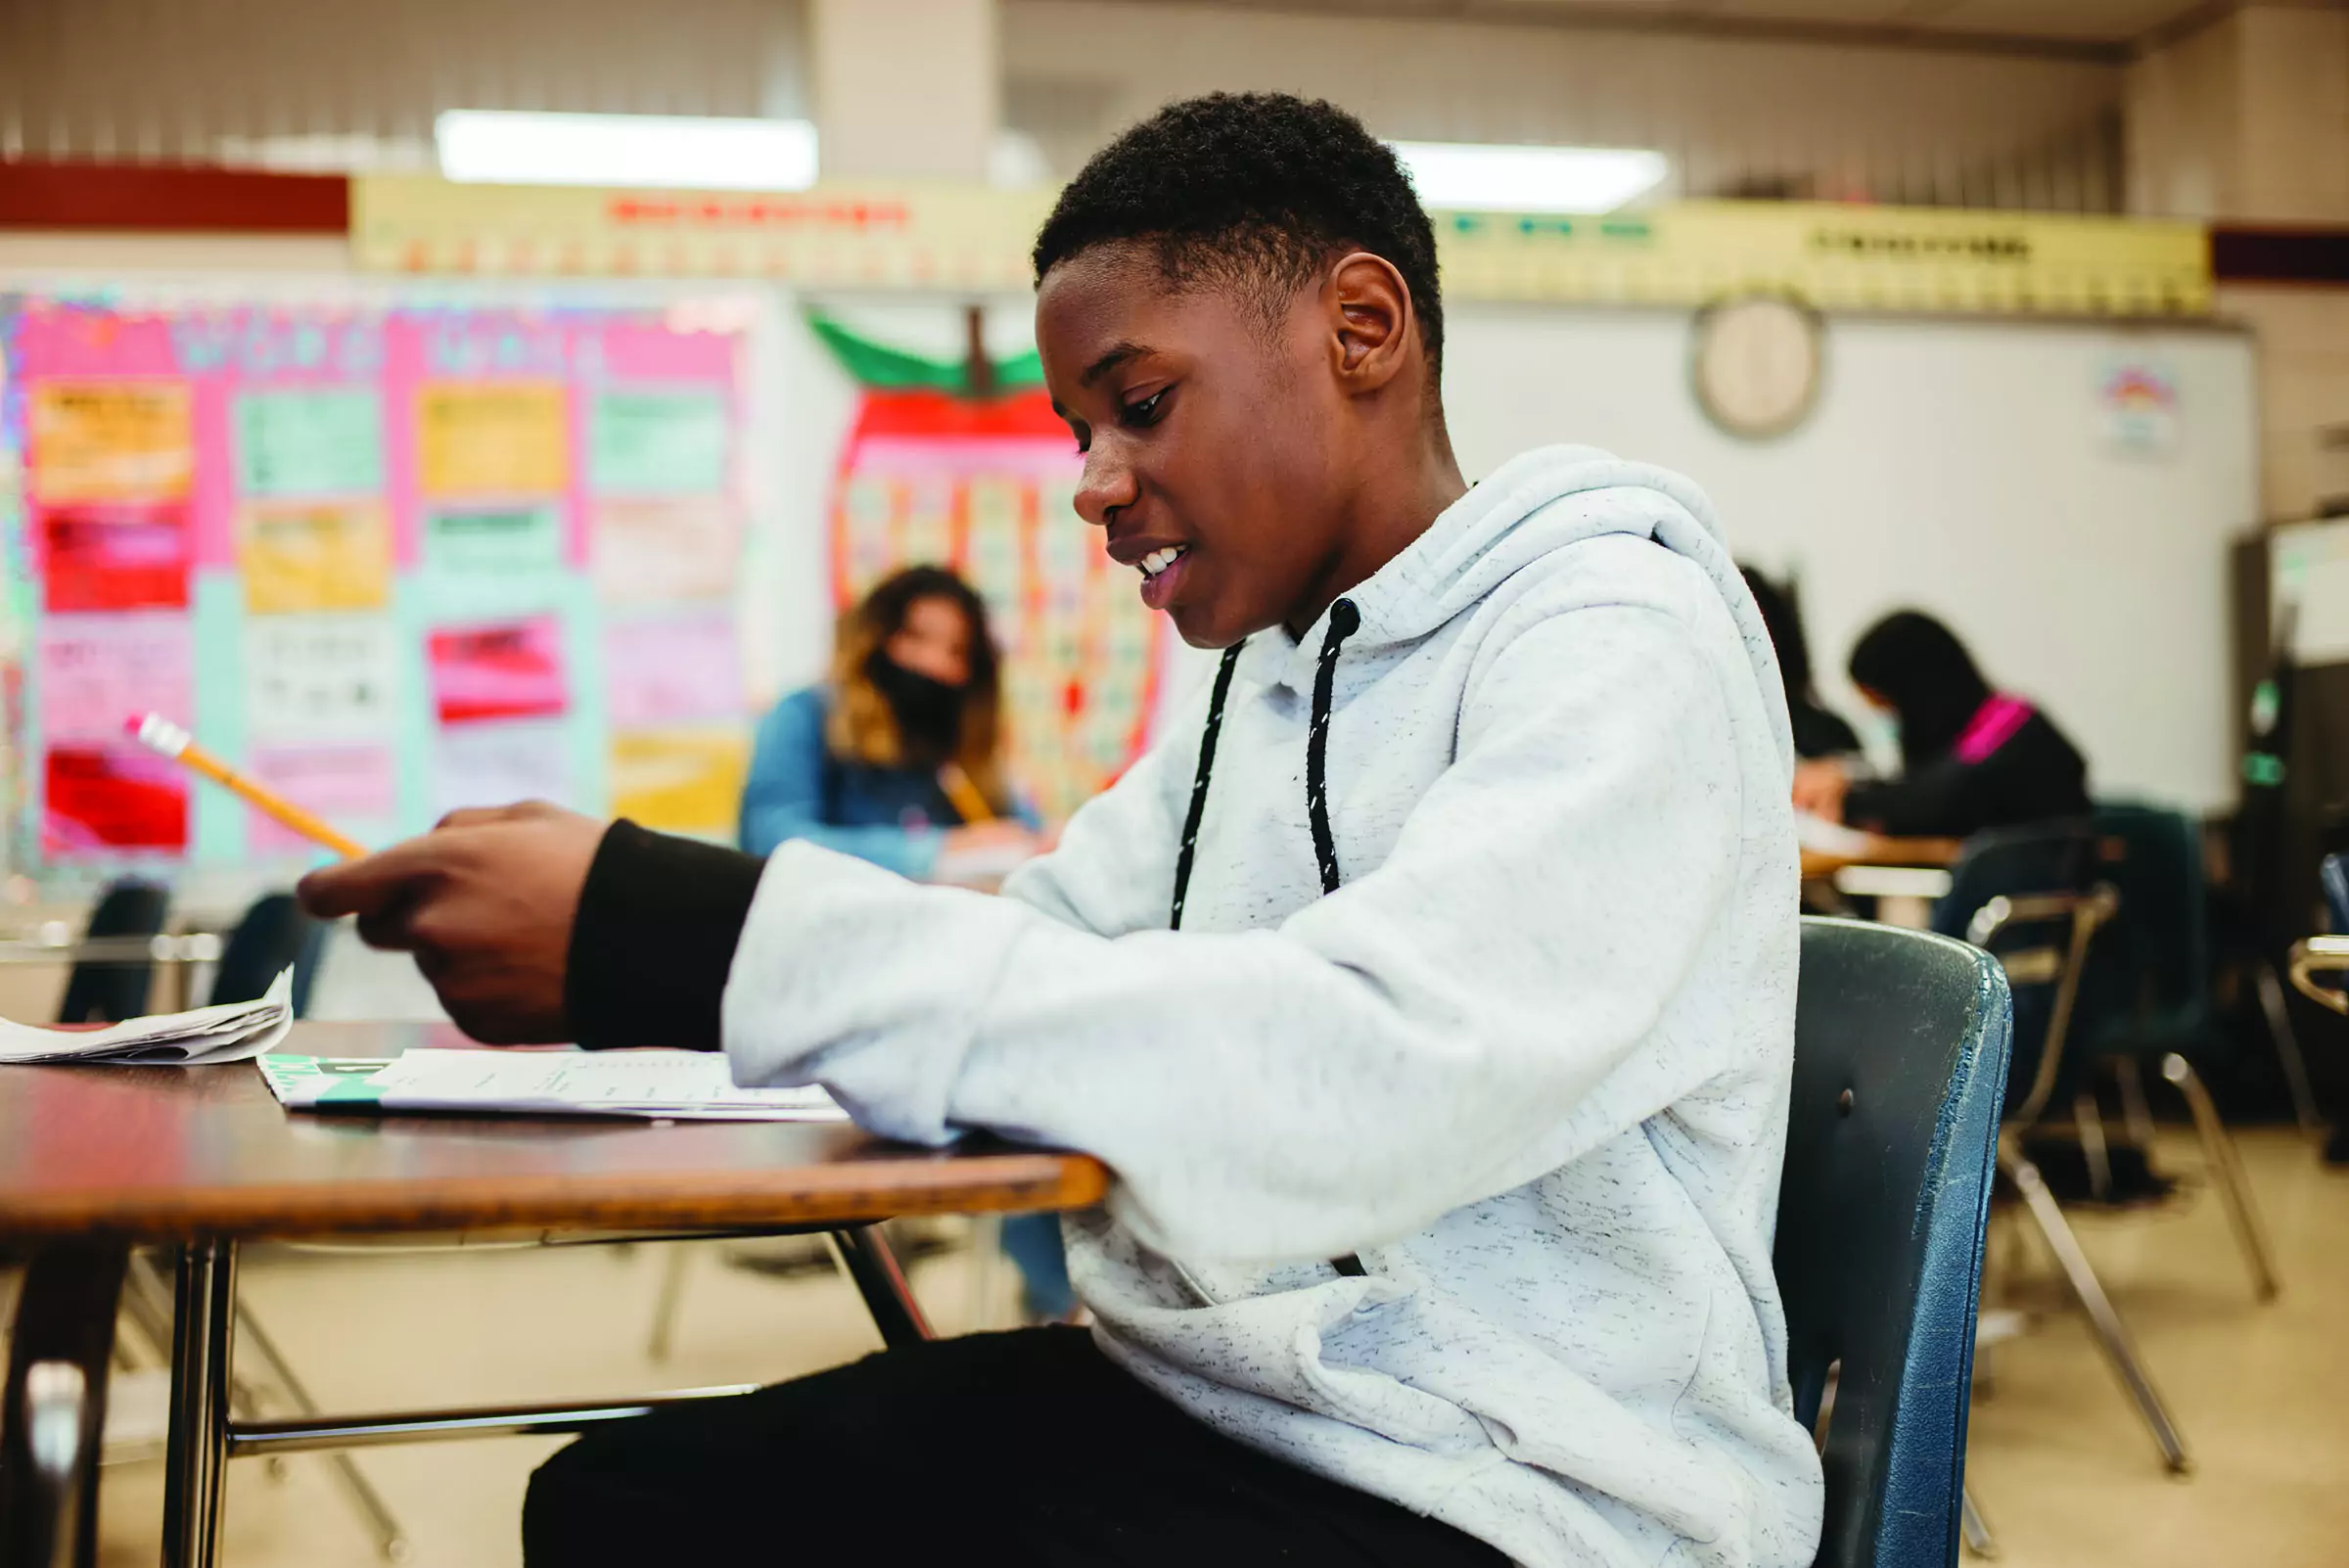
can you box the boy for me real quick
[301,92,1825,1567]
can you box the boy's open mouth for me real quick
[1137,544,1191,611]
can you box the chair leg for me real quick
[2000,1146,2192,1473]
[2113,1056,2158,1152]
[1960,1482,1998,1557]
[2253,960,2325,1135]
[2074,1090,2114,1202]
[232,1305,410,1562]
[645,1244,692,1364]
[2159,1054,2280,1302]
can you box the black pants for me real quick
[524,1325,1509,1567]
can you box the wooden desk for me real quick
[1797,835,1963,884]
[0,1021,1110,1568]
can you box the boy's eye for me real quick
[1121,389,1169,427]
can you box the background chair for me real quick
[54,880,168,1026]
[2286,853,2348,1016]
[1778,916,2011,1568]
[205,892,326,1010]
[1929,821,2194,1473]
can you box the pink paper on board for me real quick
[604,608,742,727]
[38,614,195,743]
[427,616,571,726]
[247,744,396,854]
[44,743,188,854]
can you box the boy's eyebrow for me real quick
[1080,342,1151,388]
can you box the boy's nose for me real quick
[1074,446,1137,527]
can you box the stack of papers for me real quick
[0,971,294,1066]
[258,1047,849,1123]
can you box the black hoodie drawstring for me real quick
[1170,597,1362,928]
[1305,597,1361,896]
[1167,599,1368,1280]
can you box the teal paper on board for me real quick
[423,505,565,578]
[589,390,727,494]
[235,390,385,496]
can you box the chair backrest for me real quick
[1778,917,2013,1568]
[55,880,169,1025]
[208,892,318,1009]
[2323,853,2348,935]
[2075,803,2212,1057]
[1929,819,2101,1121]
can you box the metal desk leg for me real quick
[161,1240,238,1568]
[825,1226,934,1348]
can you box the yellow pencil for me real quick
[129,713,370,861]
[937,761,994,826]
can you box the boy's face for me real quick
[1036,247,1353,648]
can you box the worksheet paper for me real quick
[0,970,293,1065]
[257,1047,846,1122]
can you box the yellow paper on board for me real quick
[417,382,569,496]
[610,727,749,835]
[237,502,393,613]
[29,381,195,503]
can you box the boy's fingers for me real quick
[297,835,461,919]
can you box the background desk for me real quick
[0,1022,1110,1568]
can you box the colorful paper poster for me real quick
[44,743,188,853]
[590,499,738,604]
[431,718,574,817]
[427,616,569,725]
[610,726,749,835]
[237,502,392,613]
[28,381,194,503]
[242,615,398,741]
[38,614,195,742]
[39,503,191,612]
[417,382,569,496]
[422,504,564,579]
[246,744,396,855]
[603,608,741,728]
[235,389,385,496]
[589,389,729,495]
[2097,357,2180,455]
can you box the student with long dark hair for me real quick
[1797,609,2090,837]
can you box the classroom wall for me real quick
[1441,303,2259,809]
[0,234,2260,824]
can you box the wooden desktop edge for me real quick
[0,1151,1112,1243]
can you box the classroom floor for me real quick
[39,1129,2349,1567]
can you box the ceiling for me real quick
[1142,0,2257,53]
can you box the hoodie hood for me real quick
[1247,443,1794,774]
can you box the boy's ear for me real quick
[1324,252,1415,394]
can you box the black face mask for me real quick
[866,651,966,762]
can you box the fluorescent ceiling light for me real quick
[1392,141,1669,213]
[436,111,819,191]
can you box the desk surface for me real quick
[0,1022,1110,1242]
[1798,834,1964,882]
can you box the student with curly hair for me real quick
[303,92,1824,1568]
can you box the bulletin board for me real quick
[829,386,1162,822]
[0,295,752,869]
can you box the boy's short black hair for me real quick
[1033,92,1445,371]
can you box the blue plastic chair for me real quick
[1778,917,2012,1568]
[207,892,326,1014]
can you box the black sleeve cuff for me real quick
[565,819,766,1051]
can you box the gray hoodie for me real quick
[723,445,1827,1566]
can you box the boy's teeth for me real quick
[1138,545,1185,577]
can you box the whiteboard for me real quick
[1443,305,2259,809]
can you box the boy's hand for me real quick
[297,802,608,1044]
